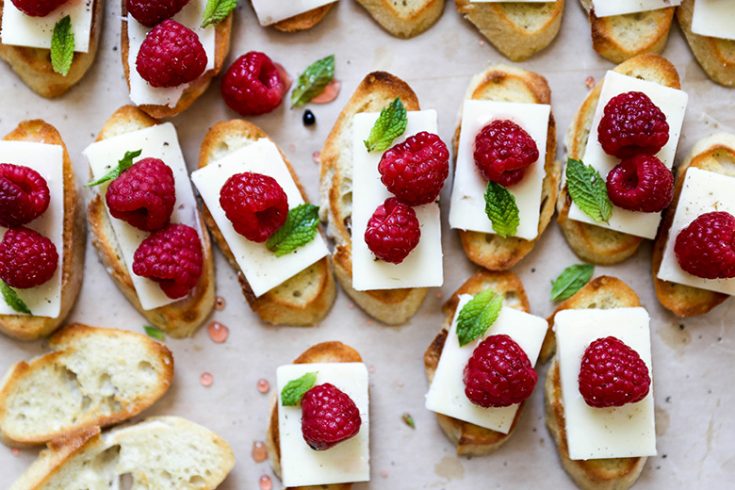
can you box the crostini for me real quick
[456,0,564,61]
[267,341,369,489]
[83,105,215,338]
[0,0,104,98]
[193,120,336,326]
[355,0,445,38]
[424,270,547,456]
[558,54,688,265]
[449,65,559,271]
[678,0,735,87]
[0,120,84,341]
[250,0,338,32]
[320,72,448,325]
[121,0,233,119]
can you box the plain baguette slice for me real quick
[272,3,337,32]
[423,270,533,456]
[0,324,173,447]
[355,0,445,38]
[10,416,235,490]
[0,120,84,341]
[456,0,564,61]
[651,134,733,317]
[197,120,337,326]
[454,65,560,271]
[0,0,104,98]
[266,341,362,490]
[543,276,647,490]
[88,105,216,338]
[557,54,682,265]
[320,71,429,325]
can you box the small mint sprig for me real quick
[484,181,520,238]
[456,290,503,346]
[143,325,166,341]
[266,204,320,257]
[201,0,237,28]
[550,264,594,302]
[87,150,142,187]
[0,280,31,315]
[291,55,335,108]
[363,98,408,152]
[566,158,612,223]
[281,372,318,406]
[51,16,75,76]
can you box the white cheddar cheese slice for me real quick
[568,71,688,239]
[554,307,657,461]
[126,0,215,108]
[591,0,681,17]
[0,142,64,318]
[277,362,370,487]
[191,139,329,298]
[425,295,547,434]
[351,111,444,291]
[450,100,550,241]
[83,123,202,311]
[251,0,339,26]
[692,0,735,41]
[1,0,94,53]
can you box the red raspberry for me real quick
[578,336,651,408]
[221,52,287,116]
[473,120,539,187]
[0,164,50,228]
[0,227,58,289]
[219,172,288,243]
[105,158,176,232]
[10,0,67,16]
[597,91,669,159]
[378,132,449,206]
[127,0,190,28]
[674,212,735,279]
[301,383,362,451]
[136,20,207,88]
[364,198,420,264]
[132,224,203,299]
[463,334,537,408]
[605,154,673,212]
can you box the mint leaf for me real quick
[266,204,320,257]
[143,325,166,341]
[401,412,416,429]
[0,280,31,315]
[566,159,612,223]
[291,55,335,108]
[363,98,408,152]
[456,290,503,346]
[201,0,237,27]
[281,372,317,406]
[484,181,520,238]
[87,150,142,187]
[550,264,594,302]
[51,16,74,76]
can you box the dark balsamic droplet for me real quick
[303,109,316,127]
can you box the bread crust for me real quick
[87,105,215,338]
[273,4,336,32]
[0,121,84,341]
[197,119,336,326]
[355,0,445,38]
[557,54,681,265]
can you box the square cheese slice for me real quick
[0,142,64,318]
[658,167,735,295]
[450,100,550,240]
[1,0,93,52]
[554,307,657,461]
[83,123,202,311]
[692,0,735,41]
[425,295,547,434]
[127,0,215,108]
[190,139,329,298]
[351,110,444,291]
[568,71,688,239]
[277,362,370,487]
[251,0,339,25]
[591,0,681,17]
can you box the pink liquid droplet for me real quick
[311,80,341,104]
[257,378,271,394]
[259,475,273,490]
[380,469,390,479]
[207,321,229,344]
[251,441,268,463]
[200,372,214,387]
[214,296,226,311]
[312,151,321,165]
[585,76,596,89]
[11,448,20,457]
[275,63,293,92]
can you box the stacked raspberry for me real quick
[219,172,289,243]
[301,383,362,450]
[473,120,539,187]
[11,0,68,17]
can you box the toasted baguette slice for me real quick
[10,416,235,490]
[543,276,646,490]
[580,0,675,63]
[0,324,173,447]
[678,0,735,87]
[454,66,560,271]
[456,0,564,61]
[0,120,84,341]
[320,71,430,325]
[424,270,533,456]
[652,134,733,317]
[121,9,233,119]
[88,106,215,337]
[197,120,336,326]
[355,0,444,38]
[273,3,337,32]
[266,341,361,490]
[557,54,681,265]
[0,0,104,98]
